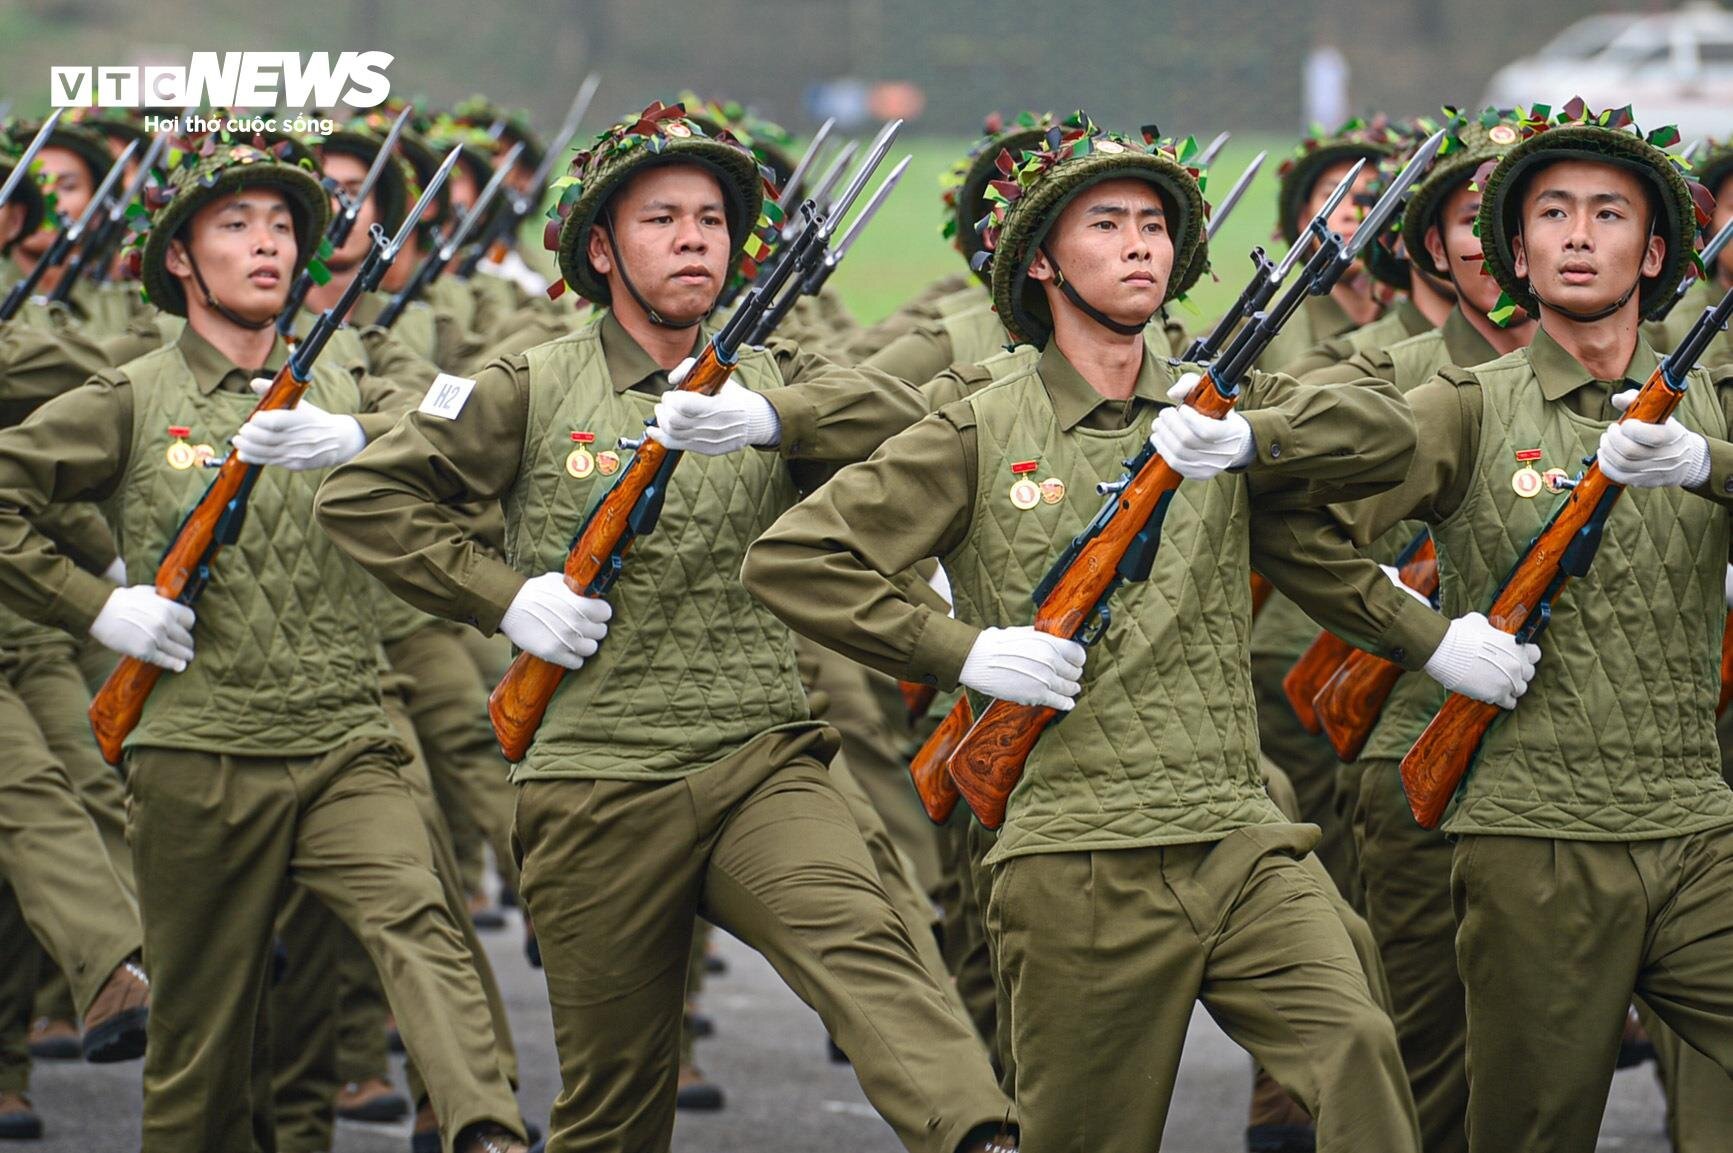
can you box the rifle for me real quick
[86,147,459,766]
[1399,278,1733,828]
[1194,131,1231,169]
[747,140,857,289]
[944,131,1444,829]
[457,74,602,279]
[376,142,522,330]
[900,680,938,723]
[909,694,973,824]
[1309,531,1439,761]
[51,132,171,304]
[0,110,61,219]
[276,104,414,338]
[1649,218,1733,324]
[743,151,909,345]
[485,122,905,762]
[1719,611,1733,717]
[0,137,136,323]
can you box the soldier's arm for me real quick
[0,320,113,424]
[355,324,439,401]
[1685,368,1733,510]
[1247,368,1487,669]
[0,376,133,634]
[918,360,998,413]
[744,406,982,689]
[1296,345,1397,389]
[1234,366,1416,508]
[759,340,927,463]
[1281,332,1359,380]
[315,356,531,633]
[860,320,958,389]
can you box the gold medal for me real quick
[1511,447,1543,498]
[565,431,597,479]
[1542,467,1571,494]
[165,425,196,470]
[596,450,621,476]
[1009,458,1041,510]
[194,443,216,467]
[1039,477,1066,505]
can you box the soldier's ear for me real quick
[164,237,192,280]
[1641,232,1665,279]
[1026,247,1053,284]
[1424,225,1448,275]
[1511,232,1528,281]
[587,223,613,277]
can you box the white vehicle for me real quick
[1484,2,1733,140]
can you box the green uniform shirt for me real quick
[840,273,974,363]
[1283,297,1435,380]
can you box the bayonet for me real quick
[1195,130,1231,168]
[0,136,137,321]
[1206,150,1265,241]
[777,117,834,210]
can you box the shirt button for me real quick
[1390,646,1407,663]
[1723,476,1733,495]
[1268,441,1282,459]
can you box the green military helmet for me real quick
[6,118,117,193]
[66,107,151,155]
[307,120,413,234]
[1476,98,1709,324]
[1693,138,1733,202]
[679,94,799,189]
[1275,116,1400,245]
[424,113,504,231]
[452,95,546,175]
[1361,115,1447,291]
[1397,107,1526,283]
[0,137,49,254]
[545,100,772,307]
[941,111,1055,284]
[137,129,330,317]
[348,103,450,235]
[975,112,1208,347]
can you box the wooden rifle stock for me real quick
[1312,534,1439,761]
[1282,631,1354,734]
[908,695,972,824]
[87,361,315,765]
[1250,572,1274,619]
[1718,612,1733,717]
[1398,374,1685,828]
[899,680,938,724]
[487,344,735,761]
[946,378,1239,829]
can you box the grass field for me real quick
[518,133,1292,330]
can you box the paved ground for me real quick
[25,909,1677,1151]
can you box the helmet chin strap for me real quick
[183,247,275,331]
[603,210,704,330]
[1038,246,1153,337]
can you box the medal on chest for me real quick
[1511,448,1544,498]
[165,426,197,470]
[1009,459,1041,510]
[566,431,597,479]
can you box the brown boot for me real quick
[0,1091,43,1140]
[675,1062,724,1111]
[1246,1067,1314,1152]
[81,959,148,1064]
[25,1017,78,1061]
[455,1122,528,1153]
[335,1076,409,1122]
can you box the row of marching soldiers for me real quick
[0,80,1732,1153]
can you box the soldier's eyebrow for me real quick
[1532,187,1632,208]
[638,198,725,213]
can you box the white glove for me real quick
[1724,564,1733,610]
[958,626,1087,712]
[89,585,195,672]
[1598,390,1711,489]
[1149,374,1256,480]
[232,378,367,471]
[499,572,613,670]
[647,376,781,455]
[101,557,127,586]
[1422,612,1540,710]
[1381,563,1431,606]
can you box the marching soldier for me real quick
[741,114,1422,1152]
[316,102,1017,1153]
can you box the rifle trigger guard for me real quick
[1077,603,1112,648]
[1516,600,1552,645]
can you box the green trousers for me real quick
[387,620,519,900]
[1252,653,1360,908]
[1452,830,1733,1153]
[513,726,1013,1153]
[1354,758,1467,1153]
[988,825,1420,1153]
[126,736,522,1153]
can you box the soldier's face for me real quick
[1428,181,1524,322]
[1304,158,1374,243]
[1714,176,1733,284]
[320,151,381,270]
[448,165,478,217]
[1512,159,1664,319]
[20,147,93,259]
[1028,178,1173,329]
[167,188,297,325]
[589,165,731,323]
[0,202,23,250]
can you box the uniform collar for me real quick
[1528,324,1659,402]
[1441,306,1497,368]
[1306,291,1358,341]
[1390,296,1434,340]
[175,321,289,396]
[599,309,707,395]
[1037,337,1173,432]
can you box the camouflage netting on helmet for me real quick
[974,111,1209,346]
[1275,116,1401,244]
[452,95,545,173]
[1693,139,1733,203]
[544,100,779,306]
[346,102,450,239]
[0,131,49,250]
[1394,106,1525,283]
[1475,97,1711,325]
[941,111,1055,283]
[6,119,117,192]
[679,94,799,189]
[135,129,330,316]
[1362,114,1446,290]
[66,107,151,152]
